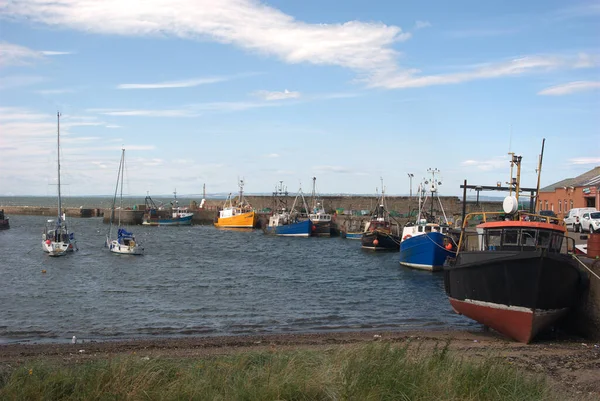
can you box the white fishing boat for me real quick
[106,149,144,255]
[42,112,77,257]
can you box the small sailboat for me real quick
[399,169,455,271]
[106,149,144,255]
[308,177,332,237]
[214,179,257,228]
[42,112,76,257]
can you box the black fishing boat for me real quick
[361,180,400,251]
[0,209,9,230]
[444,150,587,343]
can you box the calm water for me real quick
[0,214,475,344]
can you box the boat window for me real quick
[418,226,423,233]
[536,231,551,248]
[549,233,563,253]
[486,229,502,250]
[425,226,432,233]
[502,229,519,246]
[521,229,537,247]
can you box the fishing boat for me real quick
[42,112,77,256]
[308,177,332,237]
[361,180,401,251]
[0,209,9,230]
[444,149,588,343]
[399,169,456,271]
[141,191,193,226]
[214,179,257,228]
[105,149,144,255]
[265,183,312,237]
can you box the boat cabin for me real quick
[474,221,565,253]
[308,213,331,222]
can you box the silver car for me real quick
[581,211,600,233]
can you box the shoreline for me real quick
[1,329,599,396]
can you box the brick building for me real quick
[538,166,600,219]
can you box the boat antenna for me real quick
[534,138,545,213]
[311,176,316,211]
[57,111,62,222]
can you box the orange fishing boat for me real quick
[214,179,257,228]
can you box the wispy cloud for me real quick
[40,50,73,56]
[568,157,600,165]
[370,53,599,89]
[117,76,230,89]
[461,157,508,171]
[91,109,200,117]
[35,88,75,95]
[538,81,600,96]
[265,153,280,158]
[254,89,301,101]
[313,165,351,174]
[447,28,520,38]
[0,42,42,67]
[414,20,431,30]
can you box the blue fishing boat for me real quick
[399,169,456,271]
[265,182,312,237]
[142,191,193,226]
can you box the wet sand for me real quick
[1,330,599,398]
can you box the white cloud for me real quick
[40,50,73,56]
[538,81,600,96]
[254,89,300,101]
[414,20,431,30]
[0,42,42,67]
[92,109,200,117]
[460,157,508,171]
[265,153,280,158]
[117,76,230,89]
[313,165,351,174]
[568,157,600,165]
[369,54,598,89]
[36,88,75,94]
[0,0,408,83]
[105,124,122,128]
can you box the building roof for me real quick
[540,166,600,192]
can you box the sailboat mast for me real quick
[57,111,62,220]
[118,149,125,226]
[311,177,316,210]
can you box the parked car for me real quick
[538,210,559,224]
[580,211,600,233]
[564,207,598,232]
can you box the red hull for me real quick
[449,297,568,343]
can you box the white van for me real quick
[564,207,598,232]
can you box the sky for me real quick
[0,0,599,198]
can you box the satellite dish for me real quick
[503,196,518,214]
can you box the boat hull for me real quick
[109,240,144,255]
[342,231,363,240]
[311,221,331,237]
[361,231,400,251]
[214,211,256,228]
[142,214,193,226]
[399,232,454,271]
[266,219,312,237]
[444,250,586,343]
[42,240,75,256]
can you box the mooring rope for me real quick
[572,254,600,281]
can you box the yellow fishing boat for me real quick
[214,179,258,228]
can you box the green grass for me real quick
[0,341,556,401]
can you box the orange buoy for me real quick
[403,235,412,241]
[45,239,51,245]
[41,270,47,274]
[373,239,379,246]
[445,243,453,250]
[312,225,316,231]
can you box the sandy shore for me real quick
[1,330,599,397]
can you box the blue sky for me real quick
[1,0,599,197]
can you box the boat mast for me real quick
[311,177,316,211]
[118,149,125,226]
[57,111,62,221]
[238,179,244,205]
[534,138,545,213]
